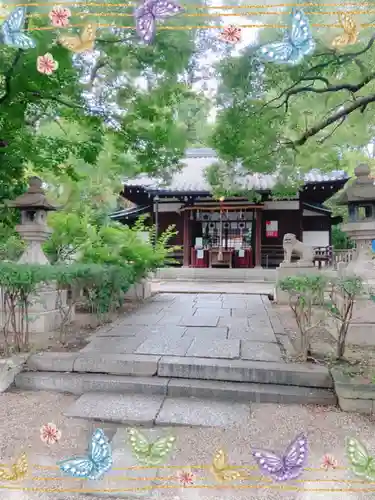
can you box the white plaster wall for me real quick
[154,202,183,212]
[264,200,299,210]
[303,231,329,247]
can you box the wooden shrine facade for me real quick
[112,148,349,269]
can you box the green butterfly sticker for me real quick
[127,428,176,466]
[346,437,375,480]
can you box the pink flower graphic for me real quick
[219,25,242,44]
[176,468,195,486]
[321,454,338,470]
[40,423,62,444]
[49,5,71,27]
[37,53,58,75]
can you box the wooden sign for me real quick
[266,220,278,238]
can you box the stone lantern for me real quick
[335,163,375,279]
[5,177,71,333]
[8,177,57,265]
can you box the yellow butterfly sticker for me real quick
[0,453,28,481]
[210,449,245,483]
[58,22,97,53]
[332,13,358,47]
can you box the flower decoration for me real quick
[176,467,195,486]
[37,53,59,75]
[49,5,71,27]
[40,422,62,444]
[219,25,242,44]
[321,454,337,470]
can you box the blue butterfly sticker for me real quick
[258,9,315,65]
[1,7,36,49]
[57,428,113,480]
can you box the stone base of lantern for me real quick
[124,278,152,301]
[326,281,375,348]
[0,286,75,335]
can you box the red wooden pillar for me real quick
[183,209,190,267]
[255,208,262,268]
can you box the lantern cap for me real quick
[335,164,375,205]
[8,177,57,211]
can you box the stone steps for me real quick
[15,371,336,406]
[19,352,333,388]
[14,352,336,412]
[155,267,276,283]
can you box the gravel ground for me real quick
[1,391,375,500]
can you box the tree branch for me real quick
[272,72,375,111]
[292,93,375,146]
[0,50,22,104]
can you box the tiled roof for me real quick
[110,205,151,220]
[124,148,349,193]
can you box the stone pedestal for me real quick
[0,286,75,334]
[340,221,375,281]
[275,262,317,305]
[124,279,152,301]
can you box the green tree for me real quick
[0,0,211,203]
[211,3,375,193]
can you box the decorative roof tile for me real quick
[124,148,349,193]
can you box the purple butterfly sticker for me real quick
[134,0,184,44]
[252,433,307,482]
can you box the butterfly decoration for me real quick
[258,9,315,65]
[135,0,184,44]
[58,22,97,53]
[210,449,245,483]
[346,437,375,480]
[252,433,308,482]
[127,428,176,466]
[57,428,112,480]
[332,13,358,48]
[0,7,36,49]
[0,453,28,481]
[219,25,242,44]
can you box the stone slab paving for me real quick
[85,292,285,363]
[135,336,193,356]
[241,340,284,362]
[183,326,228,340]
[186,338,240,359]
[64,392,166,425]
[155,397,250,427]
[65,392,252,428]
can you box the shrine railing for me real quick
[261,244,352,269]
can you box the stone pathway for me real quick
[84,293,285,363]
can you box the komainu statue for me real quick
[282,233,314,265]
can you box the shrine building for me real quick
[111,148,349,269]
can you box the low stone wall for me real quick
[124,278,152,301]
[0,286,74,334]
[331,367,375,414]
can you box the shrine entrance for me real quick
[182,202,263,269]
